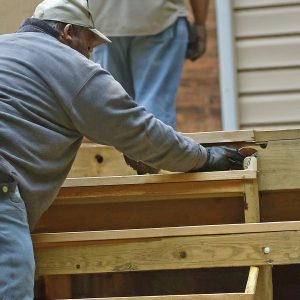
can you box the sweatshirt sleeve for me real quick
[70,68,207,172]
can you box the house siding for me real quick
[233,0,300,129]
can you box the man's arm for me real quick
[186,0,209,61]
[190,0,209,26]
[71,64,245,174]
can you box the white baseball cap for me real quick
[32,0,111,45]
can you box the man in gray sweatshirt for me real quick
[0,0,245,298]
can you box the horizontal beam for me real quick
[64,294,254,300]
[243,129,300,142]
[34,222,300,276]
[55,180,245,206]
[55,161,257,206]
[32,221,300,244]
[63,169,257,188]
[184,130,255,143]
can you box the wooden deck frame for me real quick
[35,157,270,299]
[36,129,300,299]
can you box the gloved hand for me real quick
[198,146,246,172]
[123,155,159,175]
[186,22,207,61]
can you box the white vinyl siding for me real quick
[233,0,300,129]
[237,37,300,69]
[235,6,300,38]
[234,0,300,9]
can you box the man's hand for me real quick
[124,146,248,175]
[123,155,159,175]
[186,22,207,61]
[198,146,246,172]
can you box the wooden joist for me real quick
[63,169,257,188]
[64,294,254,300]
[33,221,300,276]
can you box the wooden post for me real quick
[255,266,273,300]
[244,157,273,300]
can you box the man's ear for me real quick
[59,24,74,43]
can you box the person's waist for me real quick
[0,157,17,195]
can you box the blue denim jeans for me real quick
[0,184,35,299]
[93,17,189,129]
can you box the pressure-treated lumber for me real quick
[255,266,273,300]
[57,180,246,204]
[185,130,255,143]
[245,267,259,295]
[33,221,300,276]
[240,156,272,300]
[63,169,256,188]
[32,221,300,244]
[65,295,254,300]
[69,143,136,177]
[257,139,300,191]
[253,129,300,142]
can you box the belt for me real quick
[0,182,17,196]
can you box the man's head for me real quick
[32,0,110,58]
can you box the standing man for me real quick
[89,0,209,129]
[0,0,243,298]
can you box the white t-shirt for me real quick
[88,0,187,36]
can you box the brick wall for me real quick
[176,0,221,133]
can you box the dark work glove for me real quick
[199,146,246,172]
[186,22,207,61]
[123,155,160,175]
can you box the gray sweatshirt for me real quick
[0,19,207,229]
